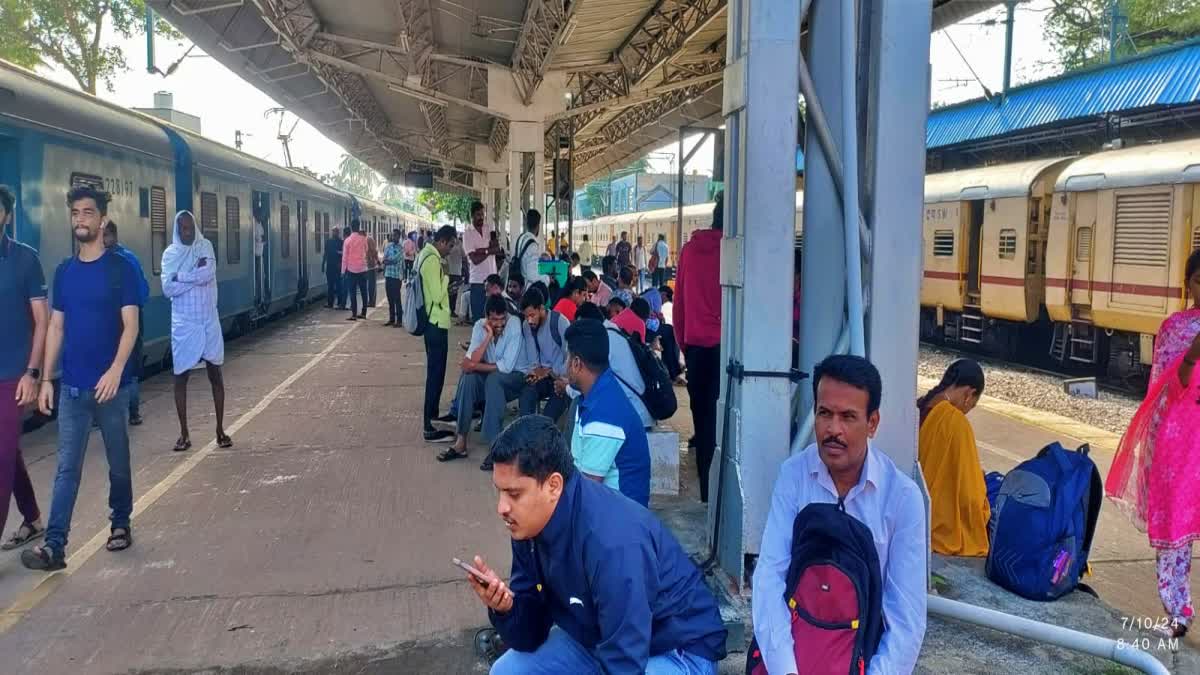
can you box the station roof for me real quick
[927,39,1200,150]
[152,1,995,194]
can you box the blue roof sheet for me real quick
[927,40,1200,149]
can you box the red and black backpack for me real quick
[746,499,885,675]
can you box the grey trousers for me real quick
[456,370,528,443]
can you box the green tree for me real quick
[583,180,609,217]
[327,154,380,198]
[1046,0,1200,71]
[417,191,474,223]
[0,0,179,94]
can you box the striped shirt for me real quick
[382,242,404,279]
[570,368,650,506]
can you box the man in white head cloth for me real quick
[162,210,231,452]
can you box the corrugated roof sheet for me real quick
[927,40,1200,149]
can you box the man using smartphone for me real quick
[463,416,726,675]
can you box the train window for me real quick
[226,196,241,265]
[139,188,150,218]
[198,192,219,264]
[315,210,323,253]
[1075,227,1092,262]
[150,186,167,275]
[70,172,104,190]
[933,230,954,257]
[1192,225,1200,253]
[998,229,1017,259]
[323,212,331,242]
[280,204,291,258]
[1113,191,1171,267]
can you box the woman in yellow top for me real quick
[918,358,990,557]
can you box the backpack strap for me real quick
[548,310,564,348]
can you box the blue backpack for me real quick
[985,442,1102,601]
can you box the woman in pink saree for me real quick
[1108,249,1200,639]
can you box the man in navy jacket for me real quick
[465,415,727,675]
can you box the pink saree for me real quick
[1107,308,1200,549]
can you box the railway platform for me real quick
[0,299,1197,674]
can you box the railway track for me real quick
[919,340,1146,397]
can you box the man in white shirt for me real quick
[653,234,670,288]
[513,209,548,288]
[751,354,927,675]
[464,201,499,321]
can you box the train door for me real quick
[1069,192,1096,309]
[253,190,271,312]
[297,198,308,296]
[965,199,985,297]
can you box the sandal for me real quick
[173,437,192,452]
[21,545,66,571]
[437,447,470,462]
[2,522,45,550]
[217,432,233,448]
[106,527,132,552]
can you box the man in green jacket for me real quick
[422,225,458,442]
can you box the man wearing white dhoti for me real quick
[162,211,231,452]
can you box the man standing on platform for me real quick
[674,193,723,503]
[24,187,139,571]
[653,233,670,288]
[514,209,548,289]
[421,226,459,443]
[464,201,498,321]
[103,222,150,426]
[323,225,344,309]
[163,210,232,453]
[341,219,369,320]
[0,184,47,553]
[365,229,379,309]
[578,233,593,270]
[382,229,404,327]
[615,231,632,270]
[633,235,648,292]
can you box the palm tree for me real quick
[332,154,380,197]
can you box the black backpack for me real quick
[746,500,885,675]
[606,326,677,421]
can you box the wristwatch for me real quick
[25,367,40,379]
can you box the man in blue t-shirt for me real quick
[104,221,150,426]
[0,184,47,552]
[562,319,651,506]
[23,186,140,572]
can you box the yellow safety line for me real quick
[0,311,372,634]
[917,375,1122,451]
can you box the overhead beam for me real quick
[616,0,726,89]
[510,0,582,104]
[313,31,406,56]
[304,49,510,120]
[549,70,723,122]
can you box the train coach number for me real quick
[103,177,135,197]
[925,207,949,221]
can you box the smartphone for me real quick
[453,557,491,584]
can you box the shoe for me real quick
[432,414,457,430]
[423,429,455,443]
[129,413,143,426]
[346,316,357,322]
[21,545,66,572]
[383,321,395,326]
[358,314,367,319]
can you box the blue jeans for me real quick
[127,376,140,417]
[45,385,134,556]
[470,283,485,321]
[490,627,717,675]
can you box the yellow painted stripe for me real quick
[917,375,1122,451]
[0,310,374,634]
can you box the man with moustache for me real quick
[750,355,927,675]
[463,416,727,675]
[24,187,140,570]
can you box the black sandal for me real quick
[21,545,66,571]
[437,447,469,462]
[1,522,44,550]
[173,437,192,452]
[106,527,132,552]
[217,432,233,448]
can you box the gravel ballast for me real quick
[918,345,1141,436]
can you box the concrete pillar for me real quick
[716,0,802,578]
[865,0,932,477]
[475,145,508,236]
[508,150,522,249]
[798,0,848,416]
[533,150,545,225]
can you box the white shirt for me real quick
[515,230,548,286]
[466,314,523,373]
[464,224,496,283]
[751,444,927,675]
[655,239,669,267]
[633,245,648,271]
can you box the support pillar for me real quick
[533,150,545,225]
[865,0,932,478]
[508,149,522,249]
[716,0,802,579]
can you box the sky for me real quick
[32,1,1062,188]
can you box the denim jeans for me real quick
[470,283,486,321]
[127,376,140,417]
[45,385,133,556]
[490,627,717,675]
